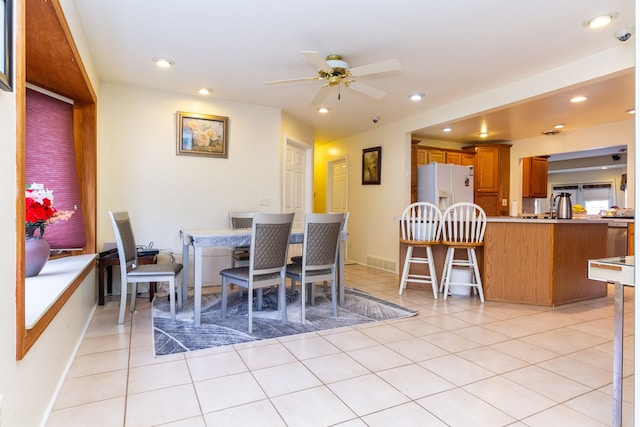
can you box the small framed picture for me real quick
[362,146,381,185]
[0,0,13,92]
[176,111,228,158]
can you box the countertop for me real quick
[488,216,633,224]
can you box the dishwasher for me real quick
[606,222,628,257]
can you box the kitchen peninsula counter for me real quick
[483,217,608,305]
[398,217,609,306]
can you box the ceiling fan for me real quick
[265,51,401,105]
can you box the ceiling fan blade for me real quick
[348,81,388,100]
[265,76,318,85]
[301,51,332,71]
[310,87,331,105]
[349,59,401,77]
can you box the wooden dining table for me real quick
[180,228,347,326]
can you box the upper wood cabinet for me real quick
[426,148,446,164]
[522,156,548,198]
[445,151,462,165]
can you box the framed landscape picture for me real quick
[176,111,228,158]
[362,146,381,185]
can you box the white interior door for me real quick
[328,158,347,214]
[284,139,310,259]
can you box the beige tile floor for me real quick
[46,264,634,426]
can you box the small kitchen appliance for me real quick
[554,193,573,219]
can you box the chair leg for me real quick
[221,277,228,318]
[300,276,306,325]
[247,284,254,333]
[129,282,138,313]
[440,248,452,292]
[177,274,183,311]
[330,277,338,317]
[279,281,287,323]
[399,246,413,295]
[442,248,455,300]
[426,246,438,299]
[469,249,484,302]
[118,281,128,324]
[168,279,176,321]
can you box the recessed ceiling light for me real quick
[553,123,565,129]
[153,57,174,68]
[317,107,330,114]
[409,93,425,101]
[570,95,588,103]
[585,12,618,29]
[478,132,489,138]
[442,127,452,133]
[197,87,212,95]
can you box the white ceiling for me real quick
[72,0,635,143]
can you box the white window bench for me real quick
[25,254,96,329]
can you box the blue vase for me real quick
[25,237,50,277]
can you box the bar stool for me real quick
[398,202,442,298]
[439,202,486,301]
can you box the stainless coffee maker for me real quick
[553,193,573,219]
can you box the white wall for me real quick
[98,83,285,284]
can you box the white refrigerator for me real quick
[417,163,474,210]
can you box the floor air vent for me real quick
[366,256,397,273]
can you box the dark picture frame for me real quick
[0,0,12,92]
[176,111,229,158]
[362,146,381,185]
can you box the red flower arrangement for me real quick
[25,183,74,238]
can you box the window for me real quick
[553,183,613,214]
[26,86,86,250]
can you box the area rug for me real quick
[152,286,418,356]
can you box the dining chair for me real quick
[108,211,183,324]
[228,211,255,268]
[286,213,344,324]
[439,202,487,301]
[219,212,294,333]
[398,202,442,298]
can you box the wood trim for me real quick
[17,0,97,360]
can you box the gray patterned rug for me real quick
[152,286,418,356]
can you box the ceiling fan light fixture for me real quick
[585,12,618,29]
[152,57,174,68]
[325,54,349,71]
[409,93,425,102]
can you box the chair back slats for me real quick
[441,202,487,244]
[400,202,442,243]
[250,213,294,273]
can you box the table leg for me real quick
[612,282,624,427]
[194,246,203,326]
[182,239,190,307]
[98,261,105,305]
[338,240,345,305]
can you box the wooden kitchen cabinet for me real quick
[461,153,475,166]
[468,144,511,216]
[426,149,446,164]
[628,222,634,256]
[522,156,548,198]
[445,151,462,165]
